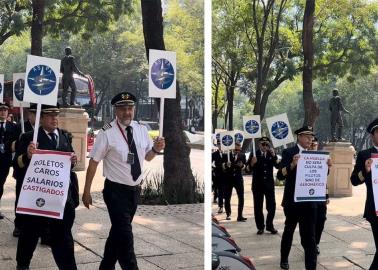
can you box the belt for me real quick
[105,179,139,191]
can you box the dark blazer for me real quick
[212,150,224,178]
[277,145,317,209]
[350,147,378,222]
[233,152,246,179]
[13,127,79,209]
[0,121,18,164]
[248,149,279,190]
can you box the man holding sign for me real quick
[82,92,165,270]
[277,126,331,270]
[14,104,79,270]
[351,118,378,270]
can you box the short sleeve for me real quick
[88,130,109,162]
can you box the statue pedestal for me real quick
[323,142,355,197]
[58,108,89,171]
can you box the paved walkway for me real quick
[213,175,376,270]
[0,154,204,270]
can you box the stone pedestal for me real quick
[58,108,89,171]
[323,142,355,197]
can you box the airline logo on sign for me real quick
[220,131,235,151]
[243,115,261,139]
[265,113,294,148]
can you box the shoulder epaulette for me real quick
[102,122,112,131]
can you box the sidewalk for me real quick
[213,175,375,270]
[0,158,204,270]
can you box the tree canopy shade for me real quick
[212,0,378,129]
[0,0,133,54]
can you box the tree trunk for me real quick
[31,0,45,56]
[141,0,195,203]
[227,86,234,130]
[302,0,319,127]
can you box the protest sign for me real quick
[16,149,72,219]
[294,150,329,202]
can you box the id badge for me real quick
[0,144,4,154]
[127,152,135,165]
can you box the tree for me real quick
[141,0,196,203]
[302,0,318,126]
[0,0,132,55]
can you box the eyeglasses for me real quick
[261,143,269,146]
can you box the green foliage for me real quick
[0,0,133,45]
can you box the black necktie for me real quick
[126,126,141,181]
[49,132,57,149]
[0,123,4,144]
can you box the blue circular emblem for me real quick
[235,132,244,144]
[271,121,289,139]
[36,198,45,207]
[14,79,25,101]
[151,58,175,89]
[222,135,233,147]
[27,65,57,96]
[245,120,260,135]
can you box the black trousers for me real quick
[16,206,77,269]
[369,218,378,270]
[281,205,317,270]
[252,187,276,230]
[14,179,23,228]
[224,177,244,218]
[213,174,224,208]
[0,160,11,202]
[315,203,327,245]
[99,179,139,270]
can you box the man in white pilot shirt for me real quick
[82,91,165,270]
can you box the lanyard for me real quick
[116,121,132,148]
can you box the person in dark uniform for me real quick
[0,102,18,219]
[14,104,79,270]
[82,92,165,270]
[350,118,378,270]
[309,137,329,255]
[60,47,85,106]
[13,104,37,237]
[223,142,247,222]
[212,140,224,213]
[277,126,331,270]
[247,137,279,235]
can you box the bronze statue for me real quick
[60,47,85,106]
[329,88,350,141]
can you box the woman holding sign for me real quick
[351,118,378,270]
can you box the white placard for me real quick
[294,151,329,202]
[0,74,4,103]
[266,113,294,148]
[234,130,245,145]
[243,115,261,139]
[23,55,60,106]
[13,73,29,107]
[371,154,378,216]
[16,150,72,219]
[148,49,176,99]
[220,131,235,151]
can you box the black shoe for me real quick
[266,227,278,234]
[217,207,223,214]
[237,217,247,222]
[257,229,264,235]
[280,261,289,270]
[226,215,231,220]
[13,227,21,237]
[0,212,4,219]
[17,266,30,270]
[316,245,320,255]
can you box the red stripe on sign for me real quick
[34,149,72,156]
[16,207,60,217]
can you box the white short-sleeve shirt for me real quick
[89,119,153,186]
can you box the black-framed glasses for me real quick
[261,143,269,146]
